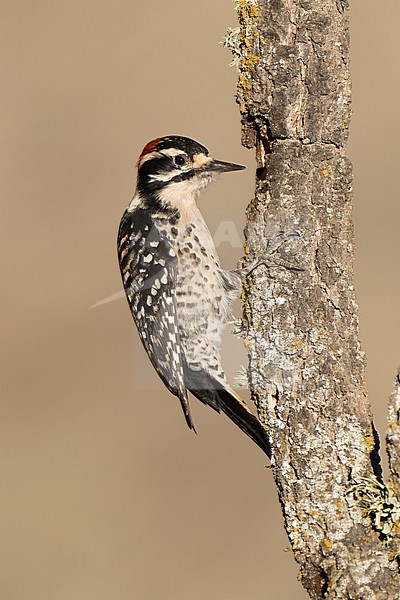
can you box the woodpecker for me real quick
[117,135,270,457]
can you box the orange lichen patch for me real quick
[322,165,333,177]
[243,339,252,346]
[233,1,262,109]
[297,570,303,581]
[241,53,260,70]
[236,0,259,18]
[244,244,250,255]
[239,7,247,21]
[322,539,333,552]
[249,5,258,18]
[337,500,343,510]
[393,521,400,533]
[364,430,375,453]
[294,338,304,351]
[238,74,251,92]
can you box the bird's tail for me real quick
[185,369,271,458]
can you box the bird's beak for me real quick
[207,159,246,173]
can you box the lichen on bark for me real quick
[226,0,400,597]
[387,369,400,502]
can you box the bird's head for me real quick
[134,135,245,212]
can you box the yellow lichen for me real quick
[350,475,400,536]
[249,5,258,17]
[223,0,262,108]
[293,338,304,351]
[322,165,333,177]
[240,53,260,70]
[238,74,251,93]
[322,539,332,551]
[364,430,375,453]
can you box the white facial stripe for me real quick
[149,169,182,182]
[160,148,186,158]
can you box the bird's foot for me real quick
[238,230,304,275]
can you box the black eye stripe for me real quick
[168,169,210,184]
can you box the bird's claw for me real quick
[238,230,304,275]
[265,230,301,254]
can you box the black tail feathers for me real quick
[184,368,271,458]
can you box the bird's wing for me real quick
[118,208,195,430]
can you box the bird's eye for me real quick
[174,154,187,167]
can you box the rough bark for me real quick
[387,369,400,496]
[229,0,400,597]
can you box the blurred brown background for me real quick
[1,2,399,599]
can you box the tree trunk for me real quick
[229,0,400,597]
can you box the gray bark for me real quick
[387,369,400,496]
[230,0,400,597]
